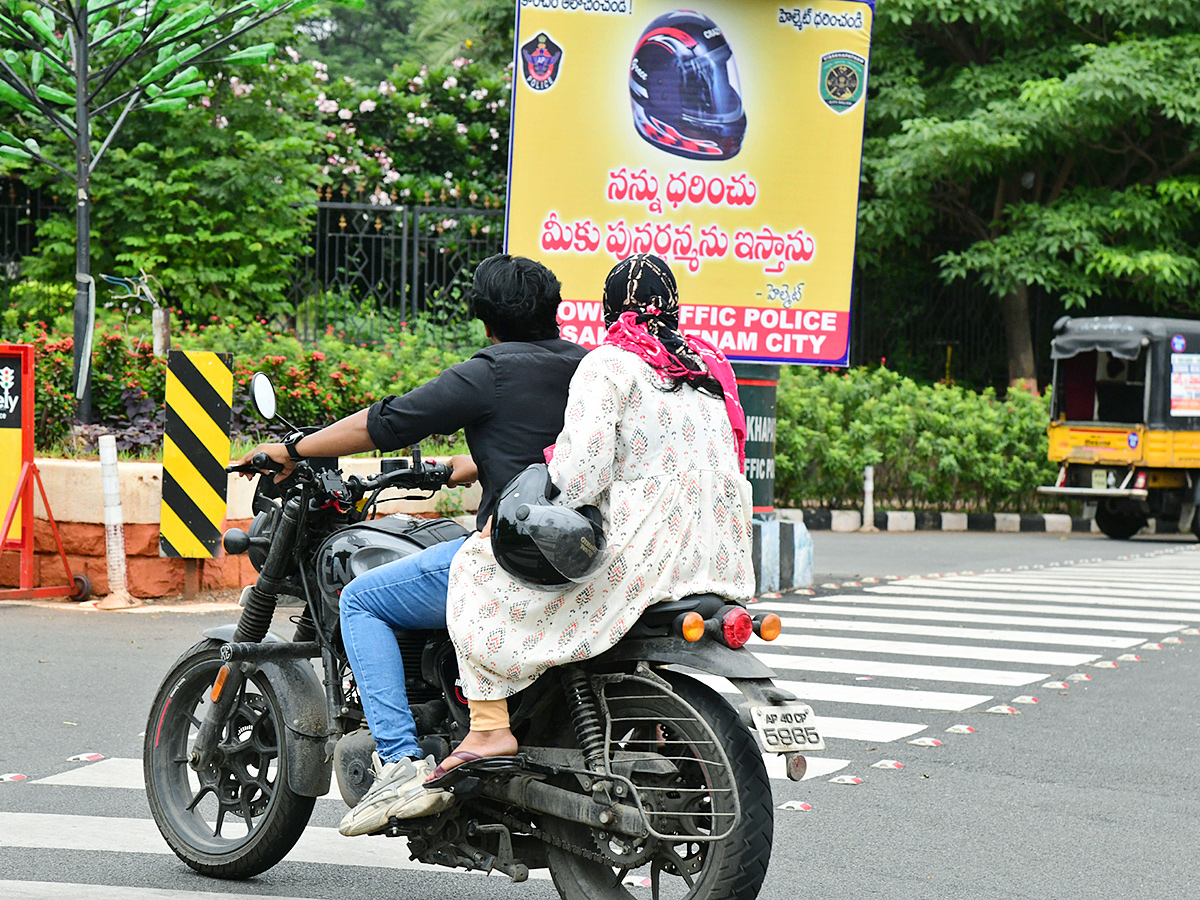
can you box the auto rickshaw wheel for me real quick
[1094,501,1146,540]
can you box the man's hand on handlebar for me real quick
[447,454,478,487]
[229,442,295,482]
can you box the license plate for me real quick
[1091,469,1108,490]
[750,704,825,752]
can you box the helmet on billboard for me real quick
[629,10,747,161]
[491,464,607,591]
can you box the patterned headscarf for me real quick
[602,254,748,473]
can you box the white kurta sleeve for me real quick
[548,351,626,507]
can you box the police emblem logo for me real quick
[819,50,867,114]
[520,32,563,92]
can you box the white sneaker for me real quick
[338,753,454,836]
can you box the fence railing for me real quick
[290,202,505,344]
[0,178,61,282]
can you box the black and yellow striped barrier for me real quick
[160,351,233,558]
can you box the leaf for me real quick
[142,96,189,112]
[0,145,31,160]
[36,84,74,105]
[139,55,182,87]
[222,43,276,65]
[30,52,43,84]
[21,9,57,44]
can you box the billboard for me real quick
[505,0,875,365]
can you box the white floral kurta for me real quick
[446,344,754,701]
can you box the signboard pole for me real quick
[0,343,89,601]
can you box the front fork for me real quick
[191,495,304,770]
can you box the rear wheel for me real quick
[144,639,315,878]
[1095,501,1146,540]
[544,672,773,900]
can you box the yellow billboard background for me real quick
[506,0,873,364]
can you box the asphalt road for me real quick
[1,530,1198,899]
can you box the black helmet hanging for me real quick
[629,10,747,161]
[491,464,606,591]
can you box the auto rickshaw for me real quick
[1038,315,1200,539]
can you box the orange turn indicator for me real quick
[680,612,706,642]
[211,664,230,702]
[755,613,782,641]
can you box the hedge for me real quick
[775,365,1058,513]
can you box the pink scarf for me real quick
[604,311,748,473]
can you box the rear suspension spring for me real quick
[563,668,606,772]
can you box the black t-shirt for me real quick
[366,339,588,529]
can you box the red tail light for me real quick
[1134,470,1147,490]
[721,607,754,649]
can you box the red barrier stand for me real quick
[0,343,90,601]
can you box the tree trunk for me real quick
[71,2,93,422]
[1000,282,1037,390]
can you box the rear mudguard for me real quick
[201,625,332,798]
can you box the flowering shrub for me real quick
[9,310,485,454]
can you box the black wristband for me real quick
[283,437,304,461]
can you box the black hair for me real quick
[469,254,562,342]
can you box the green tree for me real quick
[860,1,1200,386]
[298,0,419,83]
[0,0,359,418]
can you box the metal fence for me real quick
[0,178,60,282]
[290,202,506,344]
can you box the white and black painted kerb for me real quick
[793,509,1099,533]
[752,516,815,591]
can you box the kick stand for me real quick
[0,461,90,601]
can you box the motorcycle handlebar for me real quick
[349,461,453,495]
[225,452,286,475]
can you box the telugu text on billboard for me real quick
[506,0,875,365]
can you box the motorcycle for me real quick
[143,372,825,900]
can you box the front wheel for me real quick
[144,639,315,878]
[545,671,773,900]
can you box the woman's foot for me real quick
[427,728,519,781]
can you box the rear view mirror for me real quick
[249,372,277,421]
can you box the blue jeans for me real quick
[339,536,467,763]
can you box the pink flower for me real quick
[338,108,352,120]
[359,99,376,113]
[456,123,468,135]
[215,115,228,129]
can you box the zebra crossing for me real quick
[1,546,1197,898]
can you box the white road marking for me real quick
[865,585,1200,614]
[759,616,1144,649]
[749,651,1047,687]
[0,882,317,900]
[768,678,992,712]
[932,576,1200,599]
[759,633,1099,666]
[751,600,1185,634]
[806,592,1200,622]
[0,812,548,877]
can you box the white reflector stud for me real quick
[945,724,976,734]
[1182,628,1200,636]
[987,705,1020,715]
[1089,661,1119,668]
[861,577,879,583]
[1042,682,1069,690]
[829,775,864,785]
[779,800,813,811]
[1066,673,1093,682]
[1163,636,1184,644]
[820,583,840,589]
[1139,643,1163,651]
[67,753,104,763]
[871,760,904,769]
[1,774,27,782]
[1116,654,1143,662]
[761,592,782,599]
[1012,695,1039,704]
[909,737,943,747]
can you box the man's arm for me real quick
[230,409,377,480]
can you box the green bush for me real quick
[775,366,1057,513]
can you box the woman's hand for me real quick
[448,454,478,487]
[230,442,295,482]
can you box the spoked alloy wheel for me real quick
[545,672,773,900]
[144,640,315,878]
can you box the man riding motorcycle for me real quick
[234,253,586,835]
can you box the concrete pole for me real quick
[96,435,138,609]
[860,464,877,532]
